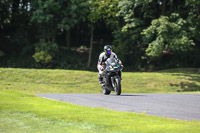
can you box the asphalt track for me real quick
[36,93,200,121]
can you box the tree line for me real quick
[0,0,200,71]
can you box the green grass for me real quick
[0,90,200,133]
[0,68,200,93]
[0,68,200,132]
[0,68,100,94]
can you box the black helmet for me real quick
[104,45,112,55]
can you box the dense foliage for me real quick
[0,0,200,71]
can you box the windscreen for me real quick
[106,57,117,66]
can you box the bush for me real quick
[33,40,59,66]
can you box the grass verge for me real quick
[0,90,200,133]
[0,68,200,93]
[0,68,200,132]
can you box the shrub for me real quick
[33,40,59,66]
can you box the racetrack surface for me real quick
[36,93,200,121]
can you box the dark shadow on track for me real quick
[110,94,146,97]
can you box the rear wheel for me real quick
[102,85,111,95]
[114,78,121,95]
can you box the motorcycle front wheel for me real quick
[114,78,121,95]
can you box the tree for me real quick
[140,0,200,69]
[57,0,89,48]
[1,0,200,70]
[32,0,89,47]
[112,0,160,69]
[31,0,60,43]
[87,0,119,67]
[185,0,200,71]
[142,14,195,57]
[0,0,33,53]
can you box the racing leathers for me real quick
[97,52,122,83]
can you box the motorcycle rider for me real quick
[97,45,123,84]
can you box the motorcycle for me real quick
[101,57,123,95]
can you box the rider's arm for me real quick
[112,52,124,69]
[112,52,122,64]
[97,53,104,71]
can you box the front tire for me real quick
[114,78,121,95]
